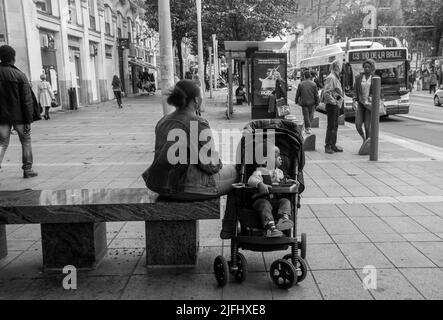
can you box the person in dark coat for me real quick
[112,75,123,108]
[296,70,319,134]
[0,45,38,178]
[353,59,376,144]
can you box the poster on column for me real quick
[251,53,287,107]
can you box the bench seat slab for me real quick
[145,221,199,266]
[0,225,6,259]
[41,222,107,271]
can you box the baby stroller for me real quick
[214,119,308,290]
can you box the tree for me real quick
[402,0,443,57]
[144,0,197,79]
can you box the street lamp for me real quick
[196,0,205,111]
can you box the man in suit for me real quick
[353,59,376,144]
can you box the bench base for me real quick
[303,134,316,151]
[311,117,320,128]
[145,221,199,266]
[41,222,107,271]
[0,225,7,259]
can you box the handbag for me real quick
[379,101,387,116]
[276,98,291,117]
[51,100,59,108]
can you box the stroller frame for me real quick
[214,124,308,290]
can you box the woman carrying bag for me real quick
[37,74,55,120]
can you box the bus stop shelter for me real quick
[224,41,287,119]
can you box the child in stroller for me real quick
[214,119,308,290]
[247,144,295,238]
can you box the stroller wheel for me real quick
[229,253,248,283]
[214,255,229,287]
[270,259,296,290]
[282,255,308,284]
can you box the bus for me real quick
[299,37,410,118]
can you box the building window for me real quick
[105,45,113,59]
[88,0,97,30]
[35,0,52,15]
[117,28,122,38]
[68,0,78,25]
[104,6,112,35]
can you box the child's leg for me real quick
[252,198,283,238]
[276,198,294,231]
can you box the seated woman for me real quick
[143,79,238,200]
[235,84,247,105]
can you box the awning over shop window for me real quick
[129,59,159,71]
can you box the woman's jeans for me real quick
[163,164,238,201]
[355,103,371,141]
[0,124,33,171]
[325,104,339,148]
[114,90,122,106]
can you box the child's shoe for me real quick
[264,222,283,238]
[277,214,294,231]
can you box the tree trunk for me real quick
[432,28,442,57]
[176,36,184,79]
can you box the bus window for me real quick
[375,62,407,86]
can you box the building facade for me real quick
[0,0,158,109]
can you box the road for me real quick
[288,89,443,148]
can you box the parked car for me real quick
[434,86,443,107]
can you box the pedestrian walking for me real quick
[112,75,123,108]
[353,59,376,144]
[322,60,344,154]
[429,69,438,94]
[295,70,319,135]
[37,74,55,120]
[408,70,415,92]
[0,45,38,178]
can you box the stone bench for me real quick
[0,188,220,271]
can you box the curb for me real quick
[395,114,443,125]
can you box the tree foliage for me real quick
[402,0,443,56]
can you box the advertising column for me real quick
[251,52,287,120]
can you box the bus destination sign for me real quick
[349,49,407,63]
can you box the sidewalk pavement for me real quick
[1,90,443,300]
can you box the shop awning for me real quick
[129,59,159,71]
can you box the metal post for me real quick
[212,34,217,90]
[196,0,205,111]
[158,0,174,115]
[370,76,381,161]
[228,51,233,117]
[208,47,213,99]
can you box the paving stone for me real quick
[19,275,129,300]
[0,249,44,280]
[375,242,435,268]
[312,270,373,300]
[86,248,144,276]
[222,272,273,300]
[399,268,443,300]
[172,272,223,300]
[410,216,443,233]
[338,204,375,217]
[6,240,36,251]
[9,225,41,241]
[401,233,442,242]
[305,244,352,271]
[366,233,407,243]
[381,217,429,234]
[411,242,443,267]
[350,217,397,234]
[331,234,370,244]
[365,203,405,217]
[318,218,362,235]
[271,271,323,300]
[309,205,346,218]
[108,237,145,249]
[0,250,23,270]
[298,218,328,235]
[337,243,393,269]
[359,269,424,300]
[419,203,443,216]
[392,203,436,217]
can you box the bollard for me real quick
[370,76,381,161]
